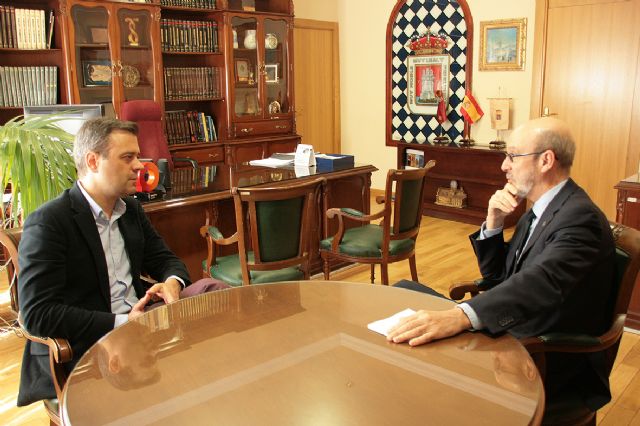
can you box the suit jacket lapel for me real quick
[69,183,112,307]
[517,179,578,265]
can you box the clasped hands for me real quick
[128,278,182,321]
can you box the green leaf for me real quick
[0,113,77,225]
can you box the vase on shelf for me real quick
[232,29,238,49]
[243,30,257,49]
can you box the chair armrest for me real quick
[448,281,481,300]
[199,225,239,276]
[448,278,504,300]
[17,316,73,364]
[199,225,238,246]
[521,314,626,355]
[326,207,385,223]
[324,207,386,252]
[173,157,198,169]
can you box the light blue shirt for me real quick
[78,183,184,328]
[458,179,569,330]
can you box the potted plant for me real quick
[0,114,76,227]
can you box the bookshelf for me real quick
[1,0,299,166]
[0,0,68,124]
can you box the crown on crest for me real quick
[407,29,448,55]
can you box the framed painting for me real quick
[406,54,449,116]
[265,64,278,83]
[82,60,112,86]
[235,58,250,82]
[479,18,527,71]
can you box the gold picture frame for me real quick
[479,18,527,71]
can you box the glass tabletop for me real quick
[62,281,543,425]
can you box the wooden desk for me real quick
[61,282,544,425]
[614,174,640,330]
[142,164,377,280]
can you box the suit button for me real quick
[498,317,514,327]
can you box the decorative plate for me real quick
[265,33,278,50]
[268,100,281,114]
[122,65,140,88]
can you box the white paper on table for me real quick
[367,308,417,337]
[248,157,294,167]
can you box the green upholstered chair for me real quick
[200,177,325,286]
[320,161,435,286]
[449,222,640,425]
[0,227,72,426]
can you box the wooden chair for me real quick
[448,222,640,425]
[0,227,72,426]
[200,177,326,286]
[319,161,435,286]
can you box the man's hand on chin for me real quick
[146,278,182,304]
[386,307,472,346]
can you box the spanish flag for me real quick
[460,92,484,124]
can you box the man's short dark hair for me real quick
[73,118,138,176]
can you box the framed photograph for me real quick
[235,59,250,82]
[479,18,527,71]
[82,60,112,86]
[265,64,278,83]
[406,54,449,116]
[89,27,109,44]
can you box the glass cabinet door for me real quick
[263,18,288,115]
[232,16,260,118]
[71,5,113,105]
[117,8,155,102]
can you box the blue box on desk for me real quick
[316,154,354,171]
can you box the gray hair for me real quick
[73,118,138,176]
[533,127,575,170]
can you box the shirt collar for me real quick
[77,181,127,221]
[531,179,568,219]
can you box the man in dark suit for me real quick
[17,118,225,406]
[388,117,615,409]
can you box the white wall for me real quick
[294,0,339,22]
[296,0,536,189]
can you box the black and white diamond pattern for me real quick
[391,0,468,145]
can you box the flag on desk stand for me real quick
[460,91,484,124]
[459,91,483,145]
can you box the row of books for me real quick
[161,19,219,53]
[160,0,217,9]
[405,148,425,169]
[0,66,57,108]
[171,165,217,195]
[165,110,218,145]
[164,67,221,100]
[0,7,54,50]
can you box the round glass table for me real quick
[61,281,544,425]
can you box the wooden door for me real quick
[293,19,340,154]
[531,0,640,220]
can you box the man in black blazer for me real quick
[388,117,615,409]
[17,118,222,406]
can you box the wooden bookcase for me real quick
[614,175,640,331]
[396,143,525,227]
[0,0,69,124]
[0,0,299,166]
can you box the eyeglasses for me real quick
[504,151,545,162]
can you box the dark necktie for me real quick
[515,209,536,265]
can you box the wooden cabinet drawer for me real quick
[233,119,292,137]
[173,145,224,165]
